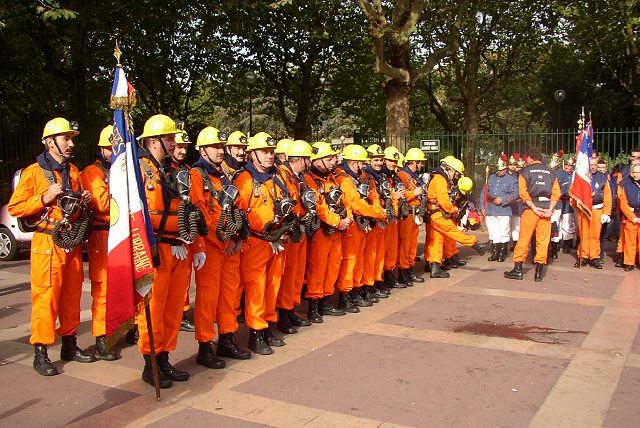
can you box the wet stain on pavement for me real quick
[453,321,589,344]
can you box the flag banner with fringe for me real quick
[570,120,594,219]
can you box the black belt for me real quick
[35,227,54,236]
[157,237,182,246]
[92,225,110,231]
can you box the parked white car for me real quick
[0,170,33,261]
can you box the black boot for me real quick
[589,259,603,269]
[33,345,58,376]
[125,325,138,345]
[361,286,379,304]
[350,288,372,306]
[372,284,389,299]
[60,335,97,363]
[534,263,544,282]
[574,258,588,268]
[248,329,273,355]
[320,296,346,316]
[142,354,172,388]
[562,240,572,254]
[374,281,391,296]
[157,351,189,381]
[487,242,498,261]
[449,254,467,267]
[496,243,507,263]
[217,333,251,360]
[384,270,406,288]
[263,328,285,347]
[397,269,413,287]
[408,267,425,283]
[551,241,559,260]
[180,312,196,332]
[338,291,360,313]
[472,241,488,255]
[307,298,323,323]
[504,262,523,280]
[277,308,298,334]
[95,335,118,361]
[288,309,312,327]
[196,341,226,369]
[614,253,623,268]
[429,262,450,279]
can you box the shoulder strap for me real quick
[193,166,215,211]
[37,165,56,185]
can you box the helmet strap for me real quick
[51,136,70,161]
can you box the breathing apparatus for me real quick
[214,184,250,242]
[378,179,397,222]
[173,167,208,244]
[321,187,347,236]
[299,189,321,237]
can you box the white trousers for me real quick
[559,212,576,240]
[510,215,520,241]
[486,216,511,243]
[550,208,562,243]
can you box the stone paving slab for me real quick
[603,366,640,427]
[233,332,569,427]
[149,407,273,428]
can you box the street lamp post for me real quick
[554,89,566,129]
[340,135,345,149]
[243,71,257,136]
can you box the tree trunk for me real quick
[462,98,481,180]
[384,78,410,152]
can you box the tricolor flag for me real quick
[569,120,594,219]
[105,65,155,349]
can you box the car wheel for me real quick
[0,227,18,261]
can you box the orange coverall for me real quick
[576,178,612,260]
[425,173,477,264]
[618,182,640,266]
[361,173,387,285]
[80,160,110,337]
[396,170,420,269]
[135,158,205,355]
[235,169,292,330]
[335,168,386,292]
[513,164,561,264]
[383,176,400,272]
[8,162,84,346]
[304,171,352,299]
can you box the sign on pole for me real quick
[420,139,440,153]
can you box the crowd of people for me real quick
[7,115,640,389]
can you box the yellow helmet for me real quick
[138,114,182,140]
[176,132,192,145]
[342,144,369,161]
[311,141,339,161]
[367,144,385,158]
[227,131,249,146]
[247,132,277,151]
[286,140,313,158]
[42,117,79,140]
[458,176,473,195]
[276,138,293,155]
[98,125,114,147]
[398,152,405,167]
[446,157,465,174]
[383,146,401,161]
[196,127,227,147]
[405,148,427,162]
[440,155,455,165]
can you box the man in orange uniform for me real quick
[236,132,293,355]
[618,164,640,270]
[425,157,487,278]
[276,139,314,334]
[505,148,561,282]
[136,114,206,388]
[615,148,640,266]
[80,125,118,361]
[222,130,249,179]
[304,142,353,322]
[9,117,97,376]
[574,157,612,268]
[189,126,251,368]
[335,144,387,312]
[396,148,427,284]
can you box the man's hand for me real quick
[192,252,206,270]
[81,190,91,205]
[632,217,640,224]
[391,189,405,200]
[413,187,423,197]
[337,218,352,231]
[493,197,502,205]
[42,183,63,205]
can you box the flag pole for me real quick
[577,108,585,269]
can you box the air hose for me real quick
[215,205,247,243]
[178,200,208,244]
[52,205,92,252]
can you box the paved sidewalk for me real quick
[1,236,639,427]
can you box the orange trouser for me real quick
[362,225,386,285]
[278,236,307,310]
[426,213,476,263]
[87,230,108,337]
[305,230,342,299]
[576,209,603,260]
[136,243,191,354]
[513,209,551,264]
[216,251,243,334]
[240,236,285,330]
[183,286,191,312]
[443,237,459,259]
[337,223,366,291]
[29,233,84,345]
[623,221,640,265]
[617,219,625,253]
[384,221,399,271]
[194,244,223,342]
[398,215,419,269]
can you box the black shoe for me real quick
[125,325,138,345]
[338,291,360,313]
[142,354,172,388]
[196,341,226,369]
[350,288,371,307]
[443,258,460,269]
[429,262,450,279]
[487,242,498,261]
[361,286,379,304]
[534,263,544,282]
[472,241,488,255]
[248,329,273,355]
[415,256,421,261]
[320,296,346,316]
[574,258,588,268]
[263,328,285,347]
[496,243,507,263]
[180,312,196,332]
[384,270,406,288]
[624,265,635,272]
[589,259,603,269]
[276,308,298,334]
[236,313,246,323]
[288,310,312,327]
[614,253,623,267]
[60,335,98,363]
[504,262,524,280]
[374,281,391,296]
[372,285,389,299]
[33,345,58,376]
[217,333,251,360]
[562,240,572,254]
[157,351,189,381]
[450,254,467,267]
[307,299,323,323]
[95,335,118,361]
[397,269,414,287]
[408,267,425,283]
